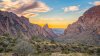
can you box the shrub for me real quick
[0,34,16,53]
[14,41,34,56]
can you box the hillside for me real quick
[58,5,100,45]
[0,11,57,39]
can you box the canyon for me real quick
[0,5,100,45]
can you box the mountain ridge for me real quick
[0,11,57,39]
[59,5,100,45]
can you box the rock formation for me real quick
[0,11,57,39]
[60,5,100,45]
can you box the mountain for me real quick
[0,11,57,39]
[43,24,58,38]
[60,5,100,45]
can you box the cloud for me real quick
[22,12,38,18]
[12,0,38,14]
[0,0,51,17]
[63,5,79,12]
[89,1,100,6]
[26,1,52,13]
[93,1,100,6]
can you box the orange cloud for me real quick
[94,1,100,6]
[22,12,38,18]
[89,1,100,6]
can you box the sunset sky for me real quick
[0,0,100,28]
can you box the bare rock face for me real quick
[62,5,100,45]
[64,5,100,36]
[43,24,58,38]
[0,11,57,39]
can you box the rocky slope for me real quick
[60,5,100,45]
[0,11,57,39]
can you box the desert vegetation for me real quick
[0,34,100,56]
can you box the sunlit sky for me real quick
[0,0,100,28]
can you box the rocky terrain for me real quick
[0,11,57,39]
[58,5,100,45]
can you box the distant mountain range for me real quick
[52,28,64,35]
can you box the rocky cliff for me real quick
[0,11,57,39]
[61,5,100,45]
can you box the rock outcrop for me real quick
[64,5,100,36]
[0,11,57,39]
[43,24,57,38]
[61,5,100,45]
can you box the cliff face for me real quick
[0,11,57,39]
[43,24,57,38]
[64,5,100,35]
[62,6,100,45]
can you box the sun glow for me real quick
[29,18,76,28]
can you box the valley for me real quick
[0,0,100,56]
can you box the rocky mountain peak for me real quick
[43,24,49,28]
[64,5,100,35]
[83,5,100,17]
[0,11,57,39]
[43,24,58,38]
[61,6,100,45]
